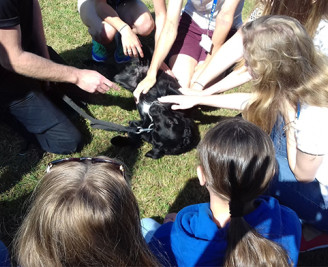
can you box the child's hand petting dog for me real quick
[133,74,156,103]
[179,87,208,96]
[133,63,175,103]
[159,95,200,110]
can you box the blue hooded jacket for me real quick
[149,196,301,266]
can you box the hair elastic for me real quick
[229,200,244,218]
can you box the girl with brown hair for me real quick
[14,157,158,267]
[145,118,301,266]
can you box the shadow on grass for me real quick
[168,177,209,213]
[97,137,142,184]
[0,128,39,192]
[0,192,32,248]
[0,124,39,249]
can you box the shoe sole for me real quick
[300,244,328,253]
[92,54,107,63]
[114,49,131,64]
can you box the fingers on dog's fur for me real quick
[112,45,200,159]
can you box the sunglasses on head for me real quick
[46,157,125,176]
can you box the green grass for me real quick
[0,0,327,265]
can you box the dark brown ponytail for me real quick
[198,118,291,267]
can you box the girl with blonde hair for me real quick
[160,15,328,236]
[144,118,301,266]
[259,0,328,39]
[14,157,158,267]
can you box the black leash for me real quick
[62,95,141,134]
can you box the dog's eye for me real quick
[165,119,175,128]
[165,118,179,126]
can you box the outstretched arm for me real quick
[0,27,119,93]
[191,29,244,90]
[201,0,242,67]
[180,66,252,96]
[133,0,183,102]
[152,0,167,45]
[159,92,251,110]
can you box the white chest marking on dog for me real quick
[140,102,151,115]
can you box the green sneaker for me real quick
[114,33,131,64]
[92,40,108,62]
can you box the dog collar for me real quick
[136,123,154,134]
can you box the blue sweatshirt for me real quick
[149,196,301,266]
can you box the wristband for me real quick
[119,24,128,33]
[283,120,296,132]
[193,81,204,88]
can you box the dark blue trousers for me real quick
[0,48,84,154]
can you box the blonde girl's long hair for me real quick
[259,0,328,37]
[14,157,158,267]
[242,15,328,133]
[198,117,290,267]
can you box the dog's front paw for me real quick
[145,149,165,159]
[111,136,139,147]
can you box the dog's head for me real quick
[113,46,152,92]
[113,61,148,92]
[143,102,200,159]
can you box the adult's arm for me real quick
[133,0,184,102]
[191,29,244,90]
[159,92,251,110]
[202,0,242,65]
[0,26,119,93]
[94,0,143,57]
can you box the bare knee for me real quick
[169,55,196,88]
[133,13,154,36]
[88,26,116,44]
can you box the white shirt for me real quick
[183,0,245,31]
[313,19,328,57]
[295,104,328,206]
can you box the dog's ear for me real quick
[145,148,165,159]
[113,62,148,91]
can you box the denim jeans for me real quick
[141,218,161,243]
[267,118,328,232]
[0,47,84,154]
[0,241,10,267]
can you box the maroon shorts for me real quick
[168,12,237,63]
[168,12,213,63]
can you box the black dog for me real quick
[113,51,200,159]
